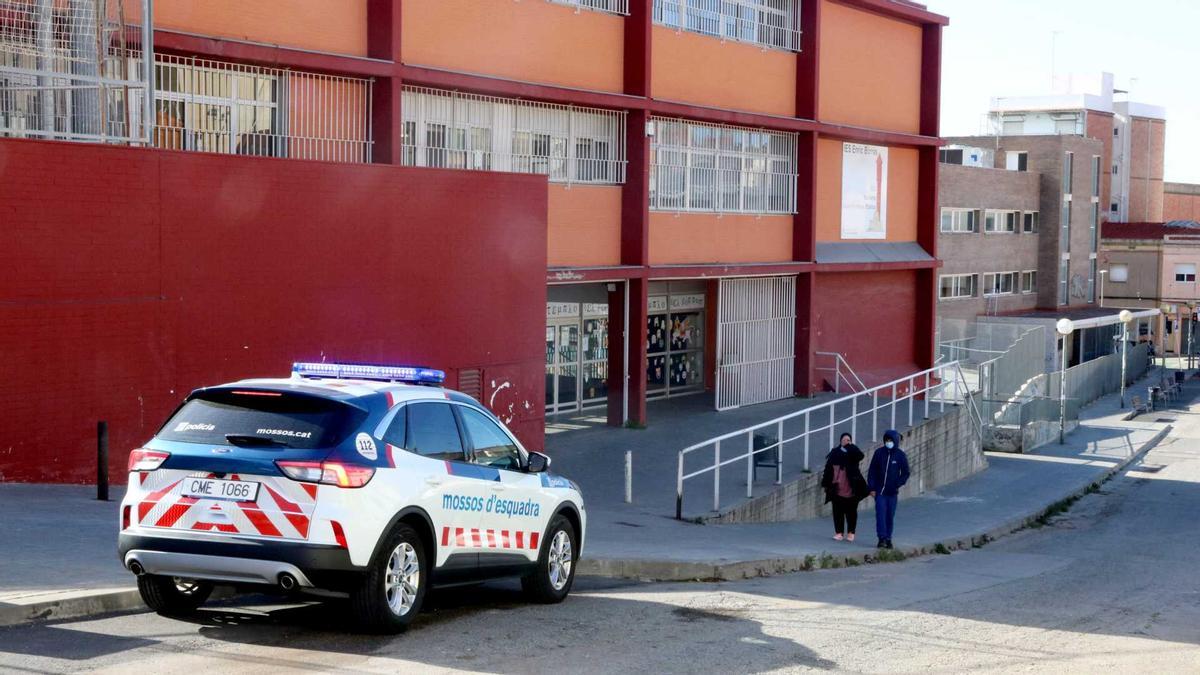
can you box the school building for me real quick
[0,0,947,482]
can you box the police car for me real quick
[118,362,585,632]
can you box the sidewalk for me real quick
[0,371,1190,626]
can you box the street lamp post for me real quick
[1119,310,1133,408]
[1098,269,1108,308]
[1057,318,1074,444]
[1189,302,1197,371]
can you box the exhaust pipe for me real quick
[128,560,145,576]
[278,573,298,591]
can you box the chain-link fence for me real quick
[0,0,148,143]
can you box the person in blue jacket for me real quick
[867,429,910,549]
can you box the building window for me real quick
[1090,203,1100,252]
[1060,200,1071,254]
[401,87,627,184]
[939,274,977,300]
[940,208,978,233]
[1059,257,1070,305]
[1091,155,1101,197]
[1023,211,1039,233]
[982,271,1018,297]
[1088,258,1097,303]
[1175,264,1197,283]
[1006,151,1028,171]
[1021,271,1037,294]
[550,0,631,15]
[649,117,798,214]
[1063,151,1074,194]
[653,0,801,52]
[1109,263,1129,283]
[984,210,1018,233]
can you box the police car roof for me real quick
[206,376,479,406]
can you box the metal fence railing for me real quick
[675,361,979,518]
[814,351,866,394]
[153,54,373,163]
[550,0,630,15]
[0,0,149,144]
[653,0,801,52]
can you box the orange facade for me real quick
[651,26,796,117]
[818,0,922,134]
[401,0,625,93]
[150,0,367,56]
[1164,191,1200,222]
[547,186,623,267]
[648,213,793,265]
[814,138,918,242]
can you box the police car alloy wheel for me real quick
[136,574,213,615]
[522,515,577,603]
[351,523,427,633]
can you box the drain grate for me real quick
[1155,418,1176,423]
[615,521,644,528]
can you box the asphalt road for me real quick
[4,412,1200,673]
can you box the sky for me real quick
[924,0,1200,184]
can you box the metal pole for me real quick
[1190,310,1195,371]
[924,371,930,419]
[851,394,858,442]
[1059,336,1068,444]
[803,411,810,471]
[745,434,753,499]
[142,0,154,144]
[96,421,109,501]
[890,383,897,430]
[713,441,720,512]
[1120,323,1128,408]
[624,451,632,504]
[776,419,784,485]
[675,452,683,520]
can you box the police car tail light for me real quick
[128,448,169,472]
[292,361,446,385]
[275,460,375,488]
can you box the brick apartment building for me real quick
[1164,182,1200,221]
[0,0,949,483]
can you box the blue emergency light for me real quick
[292,362,446,385]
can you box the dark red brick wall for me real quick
[0,138,548,483]
[811,270,920,390]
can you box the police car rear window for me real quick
[156,391,366,449]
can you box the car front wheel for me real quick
[351,523,427,633]
[522,514,577,604]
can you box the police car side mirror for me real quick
[526,451,551,474]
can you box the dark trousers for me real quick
[831,496,858,534]
[875,494,898,540]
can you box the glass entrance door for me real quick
[546,303,609,416]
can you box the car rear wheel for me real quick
[350,523,427,633]
[522,514,577,604]
[137,574,213,615]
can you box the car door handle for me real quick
[491,484,508,492]
[425,477,446,487]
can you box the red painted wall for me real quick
[811,270,920,391]
[0,138,548,484]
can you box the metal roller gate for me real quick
[715,276,796,410]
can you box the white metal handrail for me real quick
[674,361,977,519]
[814,351,866,394]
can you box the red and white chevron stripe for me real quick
[441,527,540,551]
[136,471,317,540]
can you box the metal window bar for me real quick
[401,86,627,185]
[675,361,980,519]
[653,0,801,52]
[549,0,630,16]
[0,0,148,144]
[650,116,798,215]
[152,54,372,163]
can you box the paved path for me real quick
[2,401,1197,673]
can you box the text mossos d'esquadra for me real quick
[443,493,540,518]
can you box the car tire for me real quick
[521,514,577,604]
[136,574,213,615]
[350,523,427,633]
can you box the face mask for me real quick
[884,441,895,449]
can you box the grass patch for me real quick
[623,420,646,430]
[933,542,952,555]
[844,557,861,567]
[818,553,841,569]
[801,554,816,571]
[873,548,907,563]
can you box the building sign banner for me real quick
[648,296,669,313]
[546,302,580,320]
[841,143,888,240]
[669,293,705,312]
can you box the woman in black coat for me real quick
[820,432,869,541]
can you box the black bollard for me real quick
[97,421,109,501]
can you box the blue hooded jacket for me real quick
[867,430,910,497]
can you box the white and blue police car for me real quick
[118,362,585,632]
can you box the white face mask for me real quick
[884,441,895,449]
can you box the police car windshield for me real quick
[156,390,366,450]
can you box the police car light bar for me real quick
[292,362,446,385]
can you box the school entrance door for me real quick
[715,276,797,410]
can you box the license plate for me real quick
[180,477,260,503]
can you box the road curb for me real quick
[0,588,143,628]
[578,424,1173,582]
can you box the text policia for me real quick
[443,493,541,518]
